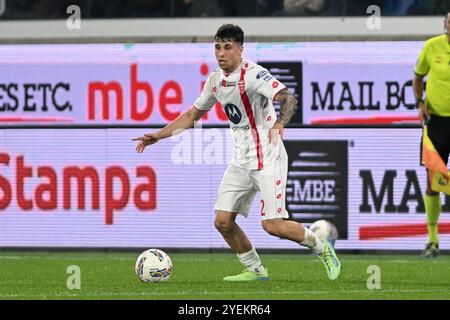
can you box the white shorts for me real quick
[214,142,289,221]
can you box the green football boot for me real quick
[223,269,269,282]
[318,239,341,280]
[421,242,440,258]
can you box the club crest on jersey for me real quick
[224,103,242,124]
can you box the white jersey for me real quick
[194,59,287,170]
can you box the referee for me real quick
[413,12,450,258]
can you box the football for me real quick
[309,220,338,245]
[135,249,173,283]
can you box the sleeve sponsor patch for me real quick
[256,70,273,82]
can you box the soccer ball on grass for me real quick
[135,249,173,283]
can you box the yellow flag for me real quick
[431,173,450,194]
[422,125,450,194]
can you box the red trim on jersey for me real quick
[273,86,287,101]
[239,68,264,170]
[192,104,203,111]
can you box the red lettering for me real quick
[88,81,124,120]
[0,153,11,210]
[35,167,57,210]
[159,81,182,121]
[88,63,236,123]
[16,156,32,210]
[105,166,130,225]
[0,153,158,225]
[131,63,154,121]
[63,167,99,210]
[134,166,157,210]
[200,63,209,76]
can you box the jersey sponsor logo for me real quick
[221,79,236,87]
[224,103,242,124]
[231,125,250,131]
[257,70,273,82]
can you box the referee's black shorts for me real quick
[421,114,450,166]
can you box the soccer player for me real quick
[133,24,341,280]
[414,12,450,258]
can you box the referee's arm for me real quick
[413,73,428,122]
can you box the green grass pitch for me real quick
[1,251,450,300]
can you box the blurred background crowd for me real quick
[0,0,449,19]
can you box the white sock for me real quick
[300,227,325,254]
[237,247,266,275]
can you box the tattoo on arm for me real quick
[275,90,298,126]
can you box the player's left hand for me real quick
[269,122,284,145]
[132,132,160,153]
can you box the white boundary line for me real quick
[1,289,450,299]
[2,255,449,263]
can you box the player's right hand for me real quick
[418,101,429,123]
[132,132,160,153]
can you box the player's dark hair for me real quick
[214,24,244,45]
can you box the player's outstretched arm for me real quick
[132,106,207,153]
[270,89,298,143]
